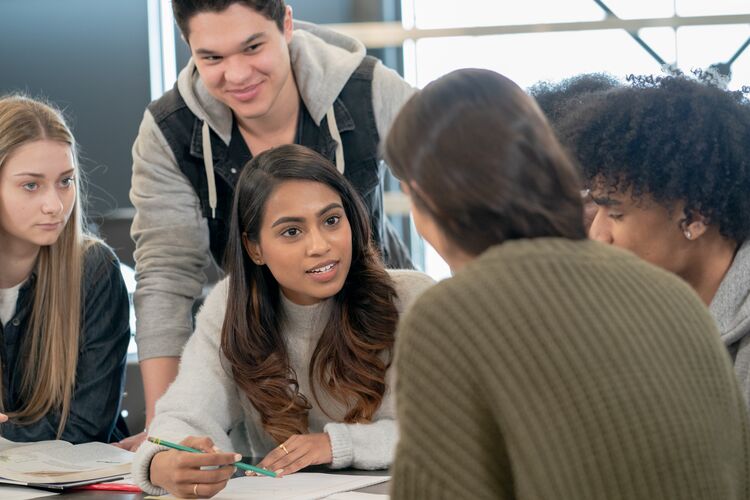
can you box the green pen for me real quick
[147,436,277,478]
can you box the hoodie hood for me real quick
[176,20,366,146]
[710,239,750,346]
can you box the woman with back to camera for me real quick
[384,69,750,500]
[132,144,433,498]
[0,95,130,443]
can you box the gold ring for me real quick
[280,443,289,455]
[193,483,199,496]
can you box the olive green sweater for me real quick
[392,238,750,500]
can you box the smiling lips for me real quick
[36,221,63,230]
[306,261,337,274]
[227,81,263,101]
[305,260,339,282]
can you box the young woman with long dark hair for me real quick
[133,144,432,498]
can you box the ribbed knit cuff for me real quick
[324,422,353,469]
[132,441,170,496]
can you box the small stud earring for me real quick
[684,229,693,240]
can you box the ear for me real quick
[680,212,709,241]
[242,232,264,265]
[283,5,294,43]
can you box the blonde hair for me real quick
[0,94,97,437]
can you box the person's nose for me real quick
[224,55,253,85]
[306,227,331,256]
[588,207,613,244]
[41,188,64,216]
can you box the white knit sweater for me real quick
[133,270,434,494]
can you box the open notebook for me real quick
[0,438,133,489]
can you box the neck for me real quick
[0,239,40,288]
[445,248,476,274]
[681,232,738,305]
[236,72,300,143]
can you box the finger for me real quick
[0,413,8,423]
[262,444,308,473]
[181,436,216,452]
[197,479,232,498]
[176,465,236,486]
[277,455,312,476]
[176,451,242,469]
[257,444,289,470]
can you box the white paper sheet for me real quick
[161,473,389,500]
[325,493,389,500]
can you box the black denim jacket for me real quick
[0,243,130,443]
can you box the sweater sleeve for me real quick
[130,109,212,360]
[131,279,243,494]
[370,61,416,143]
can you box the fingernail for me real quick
[244,471,256,476]
[234,454,242,462]
[212,446,220,453]
[275,468,284,475]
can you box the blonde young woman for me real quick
[0,95,130,443]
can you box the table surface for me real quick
[30,465,390,498]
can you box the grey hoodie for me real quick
[710,239,750,406]
[130,22,415,361]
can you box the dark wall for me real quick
[0,0,151,219]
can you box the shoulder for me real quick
[195,276,231,327]
[82,240,122,284]
[146,85,188,123]
[386,269,435,314]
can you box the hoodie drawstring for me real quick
[202,120,217,219]
[326,107,345,174]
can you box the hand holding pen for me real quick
[148,436,276,498]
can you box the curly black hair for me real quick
[557,75,750,243]
[528,73,621,127]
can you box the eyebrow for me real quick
[271,203,344,228]
[194,33,265,55]
[591,196,621,207]
[13,169,75,179]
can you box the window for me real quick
[400,0,750,280]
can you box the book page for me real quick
[0,442,133,484]
[0,438,68,454]
[159,473,390,500]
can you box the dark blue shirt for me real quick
[0,243,130,443]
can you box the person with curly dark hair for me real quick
[557,75,750,405]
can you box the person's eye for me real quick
[281,227,301,238]
[324,215,341,226]
[60,176,75,188]
[608,213,624,221]
[245,43,263,53]
[202,55,222,63]
[23,182,38,192]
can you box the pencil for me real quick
[147,436,277,478]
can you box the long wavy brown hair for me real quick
[221,144,399,444]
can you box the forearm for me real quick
[140,357,180,425]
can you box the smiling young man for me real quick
[126,0,415,449]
